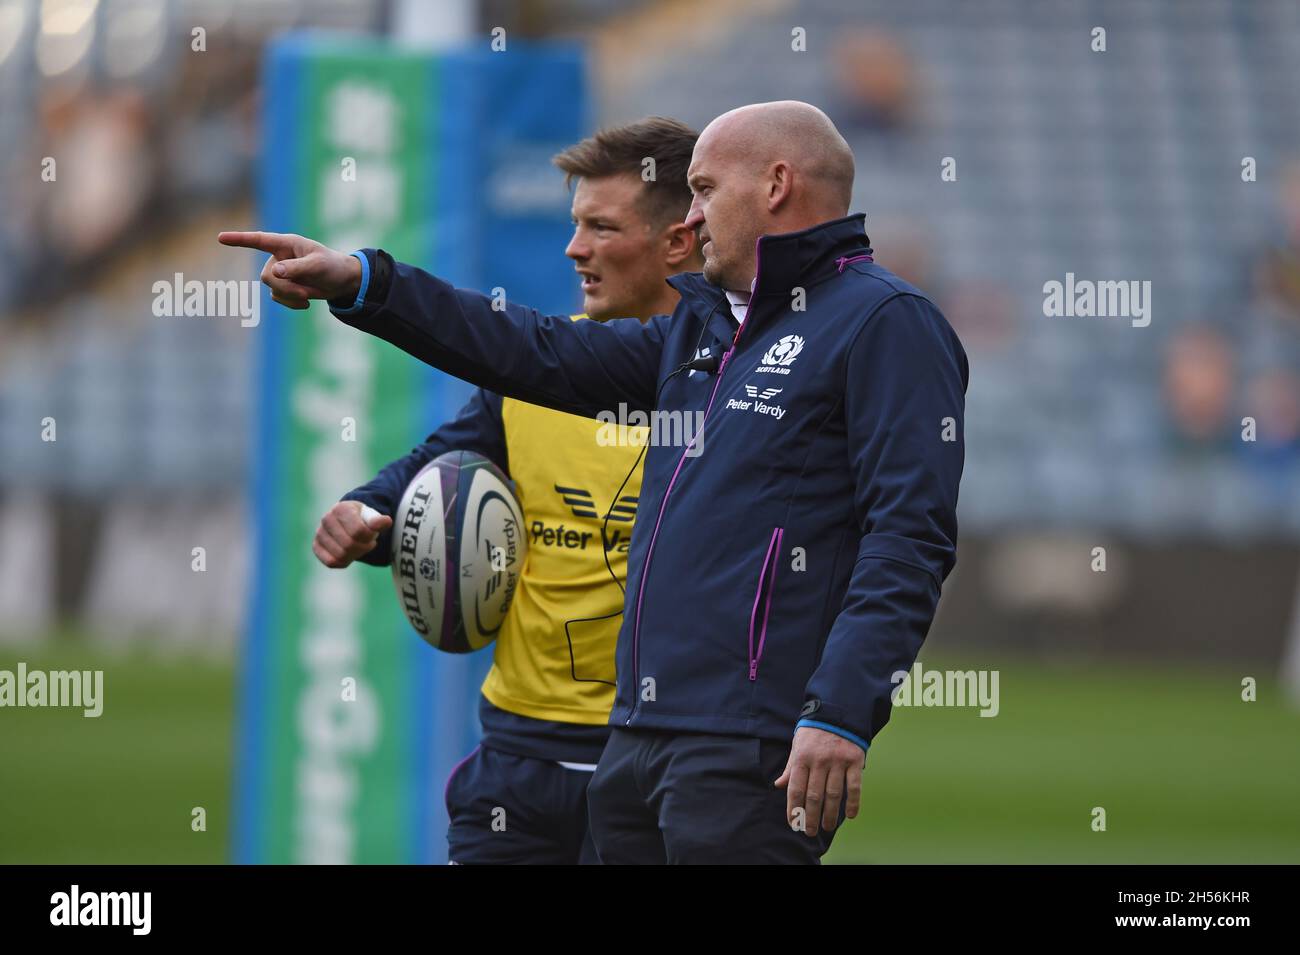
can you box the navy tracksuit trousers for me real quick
[586,728,846,864]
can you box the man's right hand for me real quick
[313,501,394,569]
[217,231,363,310]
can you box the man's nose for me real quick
[684,197,703,230]
[565,232,589,260]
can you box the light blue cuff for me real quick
[796,719,869,754]
[330,251,370,316]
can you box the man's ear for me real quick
[768,160,794,212]
[662,220,700,269]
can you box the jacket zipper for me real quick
[627,346,733,723]
[836,253,873,272]
[626,242,869,719]
[748,526,783,681]
[627,242,765,724]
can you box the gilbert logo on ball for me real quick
[391,450,526,653]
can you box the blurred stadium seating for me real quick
[0,0,1296,642]
[600,0,1300,537]
[0,0,1290,645]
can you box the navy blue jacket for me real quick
[330,213,968,753]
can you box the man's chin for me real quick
[583,295,622,322]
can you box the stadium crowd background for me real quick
[0,0,1297,863]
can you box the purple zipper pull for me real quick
[837,254,873,273]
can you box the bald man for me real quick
[220,101,968,865]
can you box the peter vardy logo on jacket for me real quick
[726,336,803,419]
[756,334,804,374]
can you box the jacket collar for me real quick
[667,213,872,314]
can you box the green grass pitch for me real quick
[1,646,1296,863]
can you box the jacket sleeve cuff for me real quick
[796,719,869,755]
[328,251,371,316]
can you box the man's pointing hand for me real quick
[217,231,362,310]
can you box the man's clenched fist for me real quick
[313,501,394,569]
[217,231,362,310]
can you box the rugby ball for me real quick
[390,450,526,653]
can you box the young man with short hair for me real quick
[299,117,701,864]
